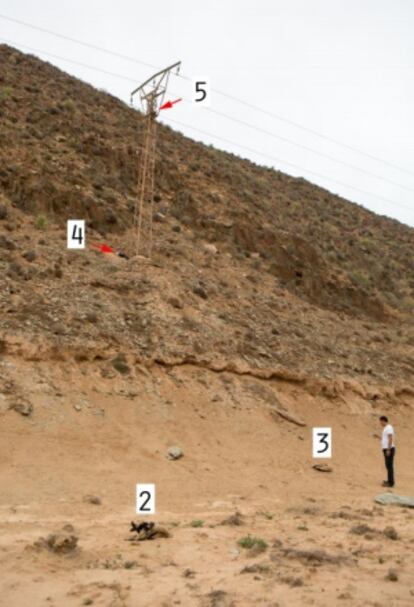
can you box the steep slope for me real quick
[0,43,413,385]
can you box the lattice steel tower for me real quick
[130,61,181,258]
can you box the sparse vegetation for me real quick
[61,98,76,112]
[34,214,47,230]
[190,519,204,528]
[237,535,268,552]
[0,85,12,101]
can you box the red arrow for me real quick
[90,242,115,254]
[159,98,182,111]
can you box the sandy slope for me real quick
[1,354,414,606]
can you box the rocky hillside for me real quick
[0,44,413,385]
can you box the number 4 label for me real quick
[67,220,85,249]
[192,78,210,106]
[312,427,332,458]
[136,483,155,515]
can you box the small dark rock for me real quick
[83,495,102,505]
[167,296,183,309]
[385,568,398,582]
[383,526,399,540]
[111,354,130,375]
[0,235,16,250]
[0,204,8,220]
[193,286,208,299]
[22,250,36,262]
[10,401,33,416]
[350,524,376,536]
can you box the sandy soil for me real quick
[1,355,414,607]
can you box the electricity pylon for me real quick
[130,61,181,258]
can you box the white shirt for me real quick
[381,424,395,449]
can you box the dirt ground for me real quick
[1,355,414,607]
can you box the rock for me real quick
[273,408,306,427]
[193,285,208,299]
[167,296,183,309]
[83,495,101,505]
[374,494,414,508]
[385,568,398,582]
[74,404,82,412]
[350,524,376,536]
[0,235,15,250]
[10,401,33,416]
[22,250,36,262]
[167,446,183,460]
[153,211,166,222]
[111,353,130,375]
[312,464,332,473]
[338,592,352,600]
[182,568,196,578]
[383,526,399,540]
[203,243,218,255]
[0,204,8,220]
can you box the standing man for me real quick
[379,416,395,488]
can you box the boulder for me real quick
[374,494,414,508]
[167,446,183,460]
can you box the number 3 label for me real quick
[192,78,210,106]
[136,483,155,515]
[312,427,332,458]
[67,220,85,249]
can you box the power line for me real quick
[208,88,414,179]
[0,37,138,84]
[1,37,413,214]
[160,116,414,213]
[3,36,414,200]
[1,11,414,179]
[203,106,414,194]
[0,12,159,72]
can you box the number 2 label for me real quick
[312,427,332,458]
[136,483,155,515]
[192,78,210,106]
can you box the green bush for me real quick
[237,535,268,552]
[0,86,12,101]
[35,214,47,230]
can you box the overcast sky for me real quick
[1,0,413,227]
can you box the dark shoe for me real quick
[382,481,392,487]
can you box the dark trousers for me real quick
[383,447,395,486]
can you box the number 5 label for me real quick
[136,483,155,515]
[67,220,85,249]
[192,78,210,106]
[312,427,332,458]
